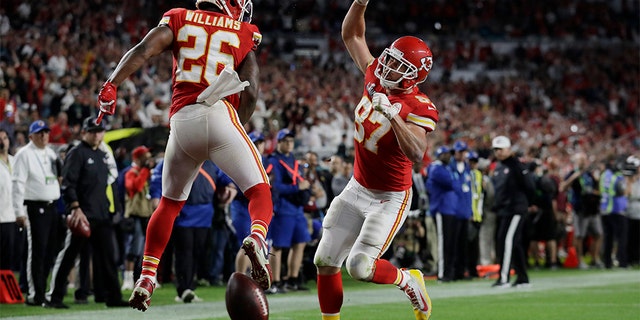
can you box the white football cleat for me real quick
[242,233,273,290]
[399,269,432,320]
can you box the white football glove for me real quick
[196,66,249,107]
[372,92,401,120]
[354,0,369,6]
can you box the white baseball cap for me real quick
[492,135,511,149]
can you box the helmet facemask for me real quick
[375,47,419,90]
[231,0,253,23]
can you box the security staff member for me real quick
[266,129,311,293]
[12,120,62,307]
[490,136,536,288]
[599,162,628,269]
[467,151,483,278]
[47,117,128,308]
[426,145,459,282]
[450,140,472,280]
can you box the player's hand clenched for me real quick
[97,82,117,115]
[372,92,401,120]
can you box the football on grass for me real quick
[225,272,269,320]
[66,214,91,238]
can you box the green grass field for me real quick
[1,268,638,319]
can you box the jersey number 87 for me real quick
[354,96,392,154]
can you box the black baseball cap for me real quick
[82,116,106,132]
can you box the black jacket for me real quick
[491,156,536,216]
[61,141,111,221]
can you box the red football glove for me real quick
[97,82,117,115]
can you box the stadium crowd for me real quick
[0,0,638,306]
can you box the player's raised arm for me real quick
[107,26,174,86]
[96,25,173,123]
[342,0,375,73]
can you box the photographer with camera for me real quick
[121,146,154,291]
[560,152,604,269]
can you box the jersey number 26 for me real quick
[175,25,239,85]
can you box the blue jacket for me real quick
[426,160,459,216]
[450,160,473,219]
[151,160,231,227]
[149,163,162,200]
[268,151,310,216]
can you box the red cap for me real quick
[132,146,150,159]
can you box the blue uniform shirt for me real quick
[426,160,460,216]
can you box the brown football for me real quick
[66,214,91,238]
[225,272,269,320]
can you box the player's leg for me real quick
[206,101,273,289]
[314,179,364,320]
[345,186,431,319]
[344,186,411,283]
[130,109,203,311]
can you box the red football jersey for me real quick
[352,60,439,191]
[159,8,262,117]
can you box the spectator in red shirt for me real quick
[48,111,72,144]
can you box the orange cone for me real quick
[0,270,24,304]
[563,247,579,269]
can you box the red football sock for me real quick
[141,196,185,278]
[244,183,273,238]
[371,259,401,284]
[317,272,343,315]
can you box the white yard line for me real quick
[5,270,638,320]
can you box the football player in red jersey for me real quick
[313,1,438,320]
[95,0,273,312]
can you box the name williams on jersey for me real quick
[182,10,242,30]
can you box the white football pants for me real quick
[162,100,269,200]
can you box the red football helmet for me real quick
[196,0,253,22]
[375,36,433,90]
